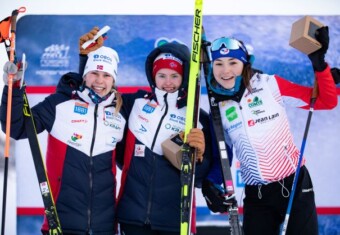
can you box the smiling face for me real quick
[212,57,244,89]
[84,71,115,97]
[154,68,183,93]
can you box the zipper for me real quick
[145,153,156,225]
[87,104,98,234]
[145,93,168,224]
[150,93,168,151]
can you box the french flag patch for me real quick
[97,65,103,70]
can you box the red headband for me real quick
[152,53,183,78]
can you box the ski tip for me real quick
[20,53,26,88]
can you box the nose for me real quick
[220,64,233,76]
[95,74,105,83]
[164,76,172,84]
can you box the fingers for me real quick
[90,36,104,51]
[315,26,329,48]
[79,26,102,55]
[186,128,205,162]
[186,128,204,147]
[80,26,100,43]
[4,61,18,74]
[3,61,22,85]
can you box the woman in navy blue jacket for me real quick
[78,27,213,235]
[2,46,127,235]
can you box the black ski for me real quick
[200,28,244,235]
[22,91,63,235]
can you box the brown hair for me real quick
[242,63,253,91]
[111,86,123,114]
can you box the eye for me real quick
[156,74,166,79]
[90,71,99,75]
[214,61,223,66]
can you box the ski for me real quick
[22,90,63,235]
[180,0,203,234]
[1,8,63,235]
[200,28,244,235]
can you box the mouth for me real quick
[162,87,176,92]
[92,85,105,93]
[220,76,234,81]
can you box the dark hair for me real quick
[242,63,253,90]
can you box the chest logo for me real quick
[247,96,263,108]
[226,106,238,122]
[74,102,88,115]
[142,102,156,113]
[134,144,146,157]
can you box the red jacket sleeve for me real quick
[275,65,338,110]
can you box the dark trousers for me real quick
[120,223,179,235]
[243,166,318,235]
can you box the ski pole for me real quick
[1,8,22,235]
[281,79,318,235]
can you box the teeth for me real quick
[93,86,104,91]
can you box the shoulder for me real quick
[122,89,150,103]
[122,89,152,115]
[56,72,83,96]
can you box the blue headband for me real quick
[210,37,249,64]
[211,46,248,63]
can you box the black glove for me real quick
[331,68,340,84]
[308,26,329,72]
[202,178,236,213]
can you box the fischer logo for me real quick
[191,8,202,63]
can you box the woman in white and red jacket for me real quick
[1,46,127,235]
[202,26,337,235]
